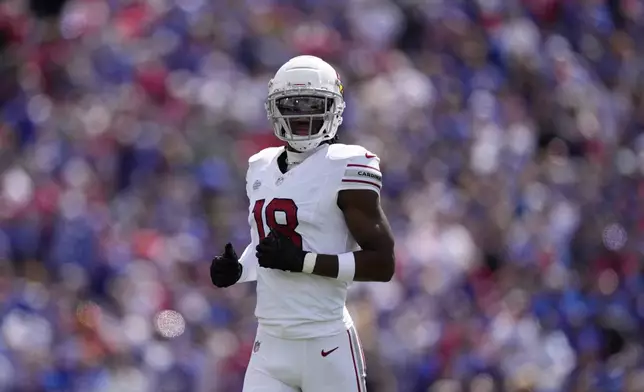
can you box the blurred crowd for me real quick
[1,0,644,391]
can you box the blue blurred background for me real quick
[1,0,644,391]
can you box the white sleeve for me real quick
[237,243,258,283]
[338,152,382,195]
[237,164,258,284]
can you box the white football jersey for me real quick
[238,143,382,339]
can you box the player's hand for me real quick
[210,243,243,288]
[256,230,306,272]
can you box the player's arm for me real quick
[310,189,394,282]
[308,152,394,282]
[236,164,260,284]
[256,152,395,282]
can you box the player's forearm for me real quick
[310,250,395,282]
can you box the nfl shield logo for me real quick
[275,177,284,186]
[253,341,261,353]
[253,180,261,191]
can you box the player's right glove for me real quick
[210,243,243,288]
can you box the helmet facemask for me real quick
[266,90,344,152]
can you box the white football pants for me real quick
[242,325,367,392]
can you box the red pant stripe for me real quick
[347,328,365,392]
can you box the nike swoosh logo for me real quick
[321,347,339,357]
[365,153,376,159]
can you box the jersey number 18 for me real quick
[252,198,303,248]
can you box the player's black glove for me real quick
[256,230,306,272]
[210,243,243,288]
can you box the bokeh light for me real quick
[154,310,186,339]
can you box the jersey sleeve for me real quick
[238,166,258,284]
[338,153,382,194]
[237,243,258,283]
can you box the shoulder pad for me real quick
[327,144,378,161]
[248,147,283,166]
[334,144,382,194]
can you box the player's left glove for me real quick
[256,230,306,272]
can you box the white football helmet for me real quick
[265,55,345,152]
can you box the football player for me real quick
[210,55,395,392]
